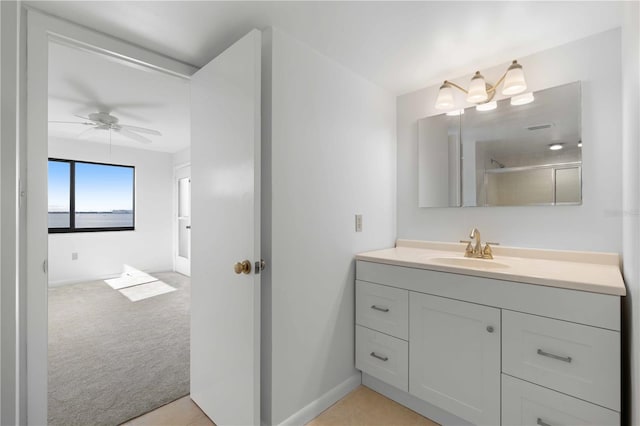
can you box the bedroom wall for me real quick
[47,138,174,285]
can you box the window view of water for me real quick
[48,159,135,231]
[49,212,133,229]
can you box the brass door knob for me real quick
[234,260,252,275]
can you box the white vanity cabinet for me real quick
[354,258,622,426]
[410,293,500,425]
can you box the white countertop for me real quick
[356,240,626,296]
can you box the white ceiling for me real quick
[48,41,190,153]
[28,1,623,95]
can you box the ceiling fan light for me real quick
[510,92,534,106]
[466,71,488,103]
[435,82,456,110]
[502,60,527,95]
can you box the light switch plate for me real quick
[355,214,363,232]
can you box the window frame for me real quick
[48,158,136,233]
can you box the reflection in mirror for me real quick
[418,113,462,207]
[418,81,582,207]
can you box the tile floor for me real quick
[121,386,438,426]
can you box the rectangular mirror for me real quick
[418,81,582,207]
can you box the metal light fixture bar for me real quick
[435,60,527,110]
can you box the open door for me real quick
[190,29,262,425]
[175,165,191,276]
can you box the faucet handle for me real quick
[482,242,499,259]
[460,240,474,257]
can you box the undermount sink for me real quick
[428,256,510,270]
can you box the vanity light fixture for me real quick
[435,60,527,110]
[476,101,497,112]
[549,143,564,151]
[510,92,534,106]
[446,109,465,116]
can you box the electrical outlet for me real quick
[355,214,363,232]
[72,252,78,260]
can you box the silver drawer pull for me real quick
[537,349,572,363]
[371,305,389,313]
[370,352,388,362]
[537,418,553,426]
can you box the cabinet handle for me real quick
[486,325,494,333]
[371,305,389,313]
[370,352,388,362]
[537,418,553,426]
[537,349,572,363]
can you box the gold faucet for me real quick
[460,228,498,259]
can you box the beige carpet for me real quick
[48,271,190,426]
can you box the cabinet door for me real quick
[409,292,500,426]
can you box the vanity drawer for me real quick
[356,281,408,340]
[502,374,619,426]
[502,310,620,411]
[355,325,408,392]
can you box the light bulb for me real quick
[466,71,488,103]
[476,101,497,112]
[510,92,534,106]
[435,82,455,110]
[446,109,464,116]
[503,60,527,95]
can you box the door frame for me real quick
[24,9,196,424]
[173,163,191,276]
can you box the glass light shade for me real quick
[435,83,455,110]
[510,92,534,106]
[502,61,527,95]
[466,72,488,103]
[476,101,497,112]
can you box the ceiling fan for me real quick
[49,112,162,144]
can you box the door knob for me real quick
[234,260,252,274]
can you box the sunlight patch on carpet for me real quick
[119,281,176,302]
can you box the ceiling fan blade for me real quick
[74,114,97,122]
[118,124,162,136]
[115,128,152,144]
[48,120,94,125]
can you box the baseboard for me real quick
[47,269,168,287]
[47,272,122,287]
[277,372,361,426]
[362,373,472,426]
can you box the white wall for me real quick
[261,28,396,425]
[621,2,640,424]
[173,146,190,167]
[47,139,174,285]
[0,1,20,423]
[397,29,622,252]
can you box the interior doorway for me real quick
[27,11,262,426]
[175,165,191,276]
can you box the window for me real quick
[48,159,135,233]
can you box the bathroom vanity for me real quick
[355,240,625,426]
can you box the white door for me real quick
[175,166,191,276]
[409,292,500,426]
[190,29,262,426]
